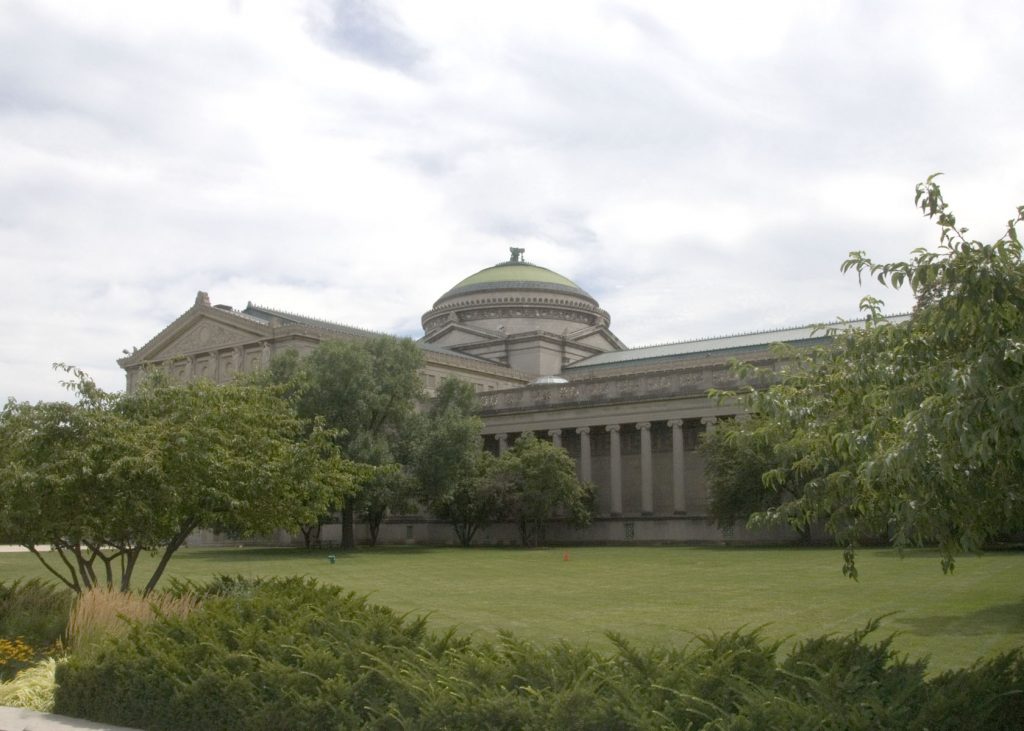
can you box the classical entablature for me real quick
[119,250,896,547]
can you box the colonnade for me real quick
[492,415,722,517]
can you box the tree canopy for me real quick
[700,417,812,544]
[495,432,594,547]
[0,367,355,594]
[711,176,1024,575]
[414,379,501,546]
[262,336,424,548]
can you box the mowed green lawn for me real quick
[2,545,1021,673]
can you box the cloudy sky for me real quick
[2,0,1022,402]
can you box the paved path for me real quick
[0,707,139,731]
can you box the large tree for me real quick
[0,367,355,594]
[358,464,417,547]
[722,177,1024,575]
[415,379,506,546]
[700,417,812,544]
[277,336,423,549]
[495,432,594,547]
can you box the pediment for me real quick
[145,313,270,361]
[566,324,627,352]
[420,321,504,347]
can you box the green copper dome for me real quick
[435,249,593,305]
[451,262,583,292]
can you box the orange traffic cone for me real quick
[563,551,570,561]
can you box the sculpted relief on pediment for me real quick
[152,320,262,360]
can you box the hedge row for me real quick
[54,577,1023,730]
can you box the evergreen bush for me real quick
[53,576,1024,730]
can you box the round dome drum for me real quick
[420,249,623,376]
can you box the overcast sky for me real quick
[3,0,1023,402]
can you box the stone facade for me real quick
[120,250,847,546]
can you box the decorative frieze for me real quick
[477,362,765,414]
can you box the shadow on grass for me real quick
[892,599,1024,637]
[176,546,447,563]
[870,547,1024,559]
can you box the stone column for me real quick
[548,429,562,449]
[496,433,509,455]
[636,422,653,515]
[667,419,686,514]
[576,427,591,483]
[606,424,622,515]
[210,351,221,382]
[701,416,718,435]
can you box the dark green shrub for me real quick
[0,579,73,647]
[0,579,72,679]
[916,651,1024,730]
[55,577,425,729]
[161,574,269,600]
[52,579,1024,730]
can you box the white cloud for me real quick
[1,0,1022,401]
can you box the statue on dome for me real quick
[509,246,525,263]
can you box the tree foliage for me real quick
[262,336,424,548]
[0,367,354,594]
[716,176,1024,575]
[415,379,502,546]
[495,432,594,547]
[358,464,417,546]
[701,418,811,543]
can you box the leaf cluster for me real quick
[716,176,1024,575]
[0,368,356,593]
[494,432,595,547]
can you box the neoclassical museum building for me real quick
[119,249,836,546]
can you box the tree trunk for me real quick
[300,523,320,550]
[366,508,385,547]
[72,546,97,590]
[341,505,355,550]
[30,545,80,593]
[454,522,476,546]
[120,548,141,593]
[143,521,197,597]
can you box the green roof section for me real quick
[450,262,584,292]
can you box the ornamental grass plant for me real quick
[65,586,198,653]
[0,657,57,712]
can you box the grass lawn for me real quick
[2,545,1021,673]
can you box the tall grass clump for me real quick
[65,587,198,653]
[0,657,57,712]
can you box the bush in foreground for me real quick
[54,577,1024,730]
[0,579,71,681]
